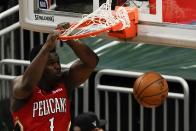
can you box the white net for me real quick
[59,0,131,40]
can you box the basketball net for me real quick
[58,0,133,41]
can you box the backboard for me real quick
[19,0,196,48]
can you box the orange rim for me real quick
[58,21,123,41]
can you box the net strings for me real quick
[60,0,135,39]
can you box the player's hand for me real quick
[56,22,71,33]
[45,31,59,51]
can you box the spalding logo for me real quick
[35,14,54,22]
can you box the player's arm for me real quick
[65,40,99,88]
[12,32,58,99]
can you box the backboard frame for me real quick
[131,22,196,49]
[19,0,196,49]
[19,0,163,32]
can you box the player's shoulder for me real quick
[12,75,23,89]
[12,75,23,83]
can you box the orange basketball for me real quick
[133,71,168,108]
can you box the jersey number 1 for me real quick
[49,117,54,131]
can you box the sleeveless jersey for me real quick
[12,83,71,131]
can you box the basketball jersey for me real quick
[12,83,71,131]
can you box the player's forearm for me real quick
[22,44,50,89]
[13,46,50,99]
[66,40,99,68]
[13,32,58,99]
[22,31,58,89]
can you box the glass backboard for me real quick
[19,0,196,48]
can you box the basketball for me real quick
[133,71,168,108]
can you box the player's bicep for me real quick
[66,61,94,88]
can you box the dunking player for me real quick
[11,26,99,131]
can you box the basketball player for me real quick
[11,28,99,131]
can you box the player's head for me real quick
[73,112,106,131]
[30,44,62,84]
[29,44,56,62]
